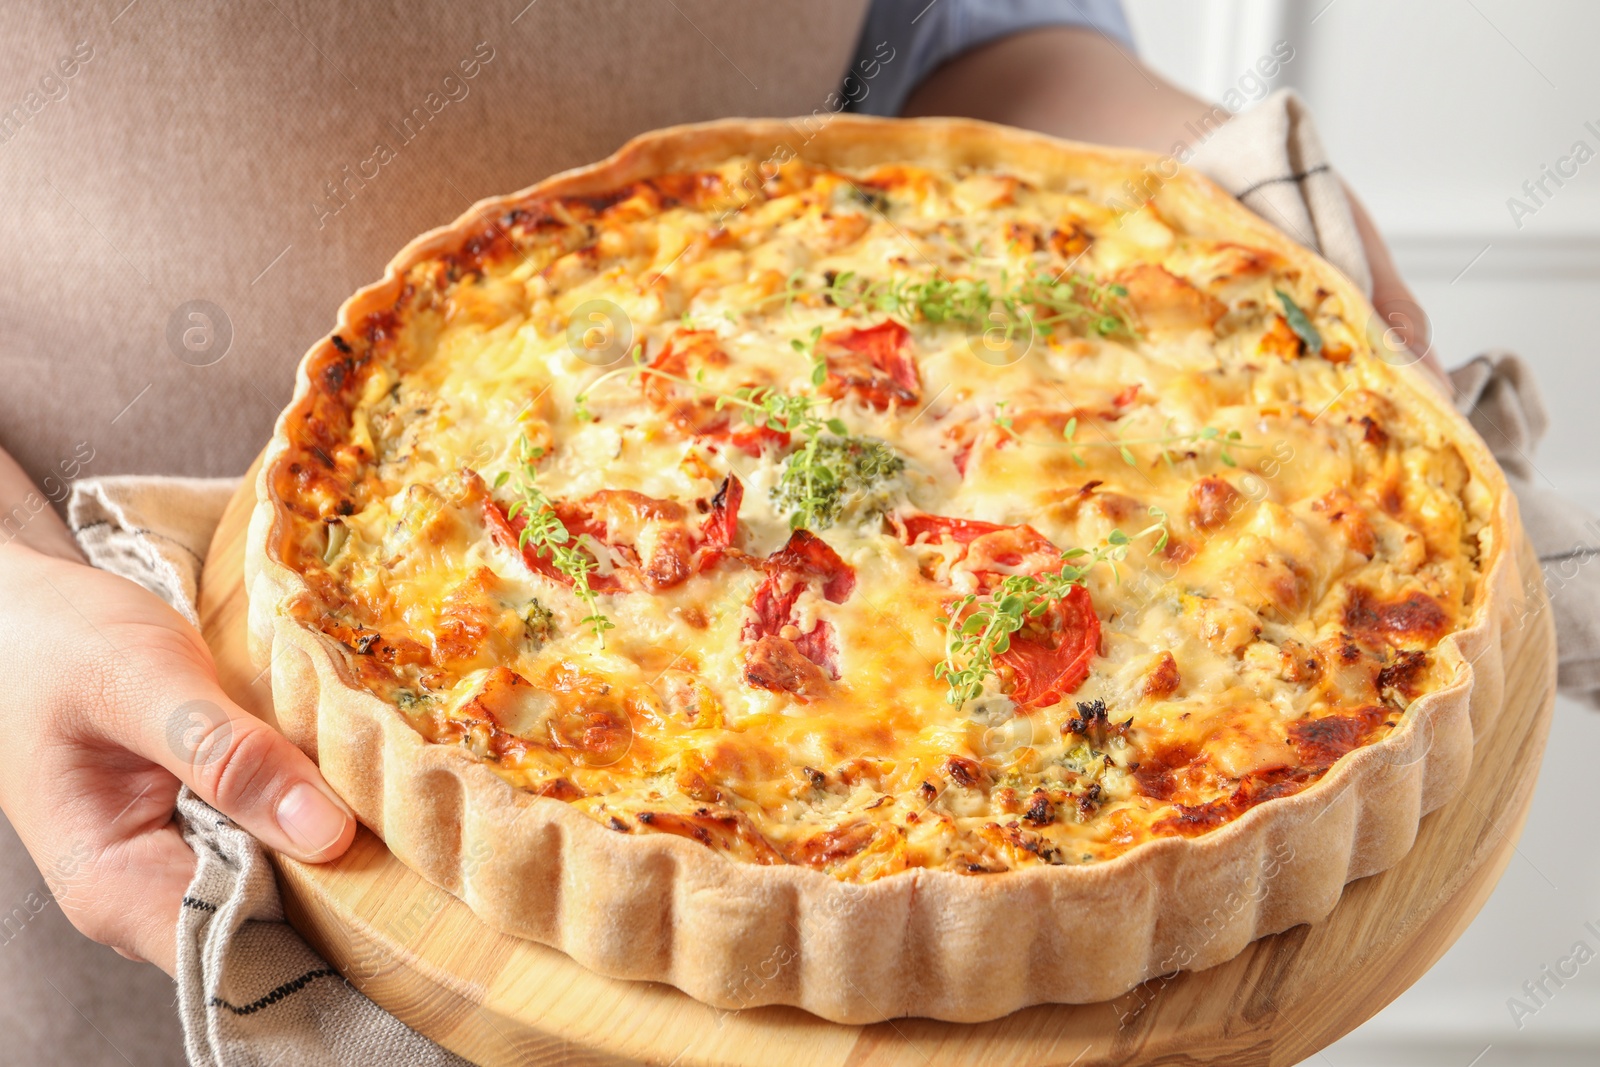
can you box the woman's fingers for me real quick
[31,561,363,864]
[1344,184,1450,392]
[137,686,357,862]
[69,608,359,862]
[51,818,195,976]
[0,543,353,974]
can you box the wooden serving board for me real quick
[199,456,1557,1067]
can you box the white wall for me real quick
[1125,2,1600,1063]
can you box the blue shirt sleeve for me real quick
[843,0,1136,117]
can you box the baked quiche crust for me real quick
[246,116,1517,1023]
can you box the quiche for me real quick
[247,117,1517,1023]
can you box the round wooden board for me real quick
[199,455,1557,1067]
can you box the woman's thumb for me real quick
[151,690,355,862]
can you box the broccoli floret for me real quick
[394,688,427,712]
[771,435,905,530]
[523,598,556,649]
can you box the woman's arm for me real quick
[903,27,1438,375]
[902,25,1206,155]
[0,448,84,563]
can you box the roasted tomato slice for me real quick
[896,513,1060,582]
[700,420,791,458]
[898,512,1009,546]
[485,476,744,594]
[820,320,920,411]
[483,496,626,593]
[899,512,1100,708]
[694,474,743,572]
[764,527,857,603]
[642,329,724,429]
[642,332,790,456]
[997,584,1100,709]
[742,530,857,695]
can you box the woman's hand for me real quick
[0,471,354,974]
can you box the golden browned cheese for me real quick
[274,157,1489,881]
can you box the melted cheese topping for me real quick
[274,156,1490,880]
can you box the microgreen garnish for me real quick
[934,512,1169,706]
[1000,414,1253,469]
[1274,289,1323,356]
[805,269,1134,340]
[493,437,614,645]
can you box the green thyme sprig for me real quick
[576,346,880,531]
[934,511,1168,707]
[723,383,858,531]
[996,404,1253,469]
[771,436,904,531]
[492,436,614,645]
[790,325,827,387]
[803,269,1135,340]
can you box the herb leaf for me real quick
[936,512,1169,706]
[1274,289,1323,356]
[499,436,614,646]
[815,270,1135,341]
